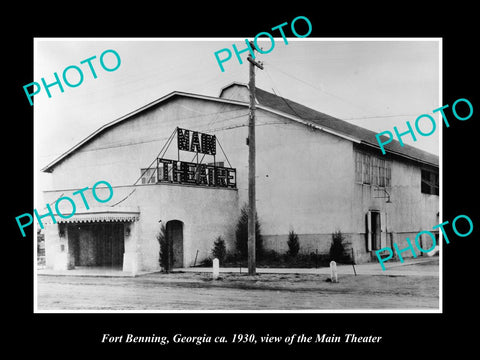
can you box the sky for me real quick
[34,38,441,200]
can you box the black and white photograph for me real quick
[34,38,441,312]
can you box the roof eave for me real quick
[255,105,362,144]
[41,88,439,172]
[40,91,250,173]
[359,141,439,168]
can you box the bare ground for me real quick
[36,270,439,311]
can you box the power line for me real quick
[42,109,248,162]
[195,112,249,134]
[216,137,233,168]
[263,62,435,123]
[110,127,178,207]
[140,127,178,185]
[264,61,376,115]
[144,130,179,185]
[109,188,136,207]
[263,66,304,120]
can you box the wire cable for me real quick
[264,61,376,115]
[110,128,177,207]
[263,66,305,119]
[143,127,178,184]
[216,137,233,169]
[124,126,177,187]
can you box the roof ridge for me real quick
[252,86,439,165]
[43,84,438,173]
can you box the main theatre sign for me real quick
[154,127,236,188]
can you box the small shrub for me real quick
[211,236,227,263]
[156,223,171,272]
[235,204,263,260]
[199,258,213,267]
[286,230,300,257]
[224,252,243,266]
[261,249,283,265]
[330,230,347,263]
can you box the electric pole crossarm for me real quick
[247,56,264,70]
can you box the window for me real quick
[355,152,363,182]
[362,155,371,184]
[421,169,439,195]
[366,210,386,251]
[140,168,157,184]
[355,151,391,187]
[371,157,380,186]
[378,159,385,187]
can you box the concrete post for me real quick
[123,222,140,275]
[330,260,338,283]
[52,224,72,271]
[212,258,219,280]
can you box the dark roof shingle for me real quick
[254,87,439,167]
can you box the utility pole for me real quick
[247,42,263,276]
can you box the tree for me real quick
[235,204,263,259]
[156,223,172,272]
[330,230,346,263]
[211,236,227,263]
[286,230,300,257]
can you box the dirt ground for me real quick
[36,267,439,311]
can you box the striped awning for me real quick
[48,207,140,224]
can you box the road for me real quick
[36,270,439,311]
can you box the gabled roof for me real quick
[222,83,439,167]
[43,83,438,173]
[41,91,250,172]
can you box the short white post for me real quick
[330,260,338,283]
[212,258,220,280]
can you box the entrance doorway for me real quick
[371,211,381,250]
[166,220,184,268]
[69,223,125,268]
[367,210,382,251]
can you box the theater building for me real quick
[41,82,439,273]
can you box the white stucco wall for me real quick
[43,183,238,271]
[42,88,439,265]
[350,147,439,262]
[45,96,249,190]
[43,93,356,250]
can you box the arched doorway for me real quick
[166,220,184,268]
